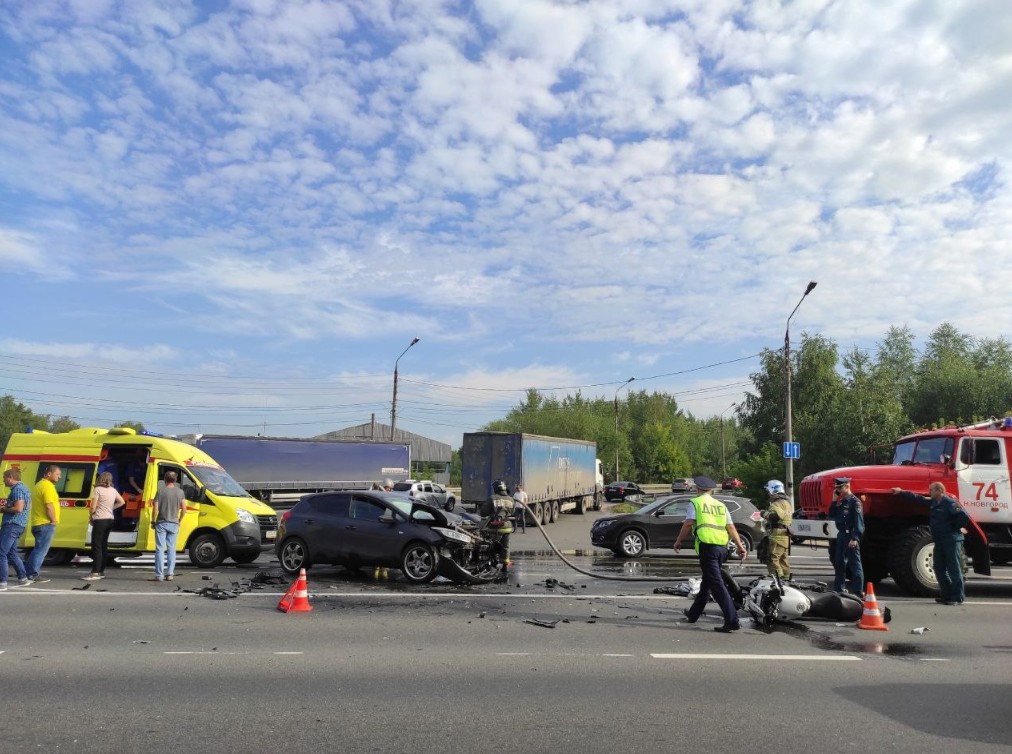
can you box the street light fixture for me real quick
[614,377,635,481]
[719,402,738,481]
[785,281,817,508]
[390,337,420,441]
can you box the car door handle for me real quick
[304,518,314,525]
[345,525,358,530]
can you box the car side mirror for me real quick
[379,510,397,524]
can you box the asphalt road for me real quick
[3,507,1011,752]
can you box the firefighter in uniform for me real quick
[481,480,516,567]
[674,476,748,632]
[828,477,865,597]
[762,480,793,579]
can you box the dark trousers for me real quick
[933,534,964,602]
[687,543,739,628]
[833,538,865,595]
[90,519,114,575]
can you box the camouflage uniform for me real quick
[762,493,793,578]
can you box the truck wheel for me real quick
[575,496,585,514]
[540,502,550,526]
[593,492,603,511]
[549,501,560,523]
[617,529,647,558]
[188,532,226,569]
[888,526,939,597]
[861,546,889,584]
[532,502,544,525]
[43,549,76,567]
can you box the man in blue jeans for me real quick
[0,468,32,590]
[25,464,61,583]
[150,471,187,582]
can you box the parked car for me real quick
[670,478,696,493]
[276,491,480,583]
[590,493,764,557]
[392,479,456,511]
[721,477,743,491]
[604,481,645,502]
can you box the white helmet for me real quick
[764,479,785,494]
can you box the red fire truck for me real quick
[793,417,1011,596]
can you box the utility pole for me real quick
[391,337,420,441]
[613,377,635,481]
[784,281,817,508]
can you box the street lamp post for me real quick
[613,377,635,481]
[784,281,817,508]
[390,337,420,441]
[719,402,738,480]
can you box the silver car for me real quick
[391,480,456,511]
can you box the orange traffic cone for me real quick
[856,582,888,631]
[277,568,313,613]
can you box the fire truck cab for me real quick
[796,417,1011,596]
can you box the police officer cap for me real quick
[693,475,717,490]
[833,477,851,486]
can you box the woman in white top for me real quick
[84,471,125,581]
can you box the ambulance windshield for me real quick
[189,465,249,497]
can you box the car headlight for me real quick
[236,508,256,525]
[592,519,616,531]
[432,527,473,544]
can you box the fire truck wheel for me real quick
[888,526,938,597]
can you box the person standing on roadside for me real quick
[674,476,748,633]
[762,480,793,580]
[829,477,864,597]
[83,472,126,581]
[512,484,528,533]
[25,464,61,583]
[891,482,970,605]
[150,471,187,582]
[0,469,32,590]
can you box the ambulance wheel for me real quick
[189,532,226,569]
[231,551,260,565]
[43,549,76,566]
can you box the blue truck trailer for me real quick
[187,435,411,507]
[461,432,602,525]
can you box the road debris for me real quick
[524,618,559,629]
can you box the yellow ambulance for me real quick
[1,427,278,567]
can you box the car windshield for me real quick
[392,482,412,492]
[189,465,249,497]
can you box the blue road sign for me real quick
[783,441,800,459]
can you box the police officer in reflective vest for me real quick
[762,480,793,579]
[828,477,864,597]
[674,476,748,632]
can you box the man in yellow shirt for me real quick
[25,464,61,583]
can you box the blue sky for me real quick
[1,0,1009,448]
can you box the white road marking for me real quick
[651,653,861,661]
[273,651,303,655]
[918,658,951,662]
[602,653,634,657]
